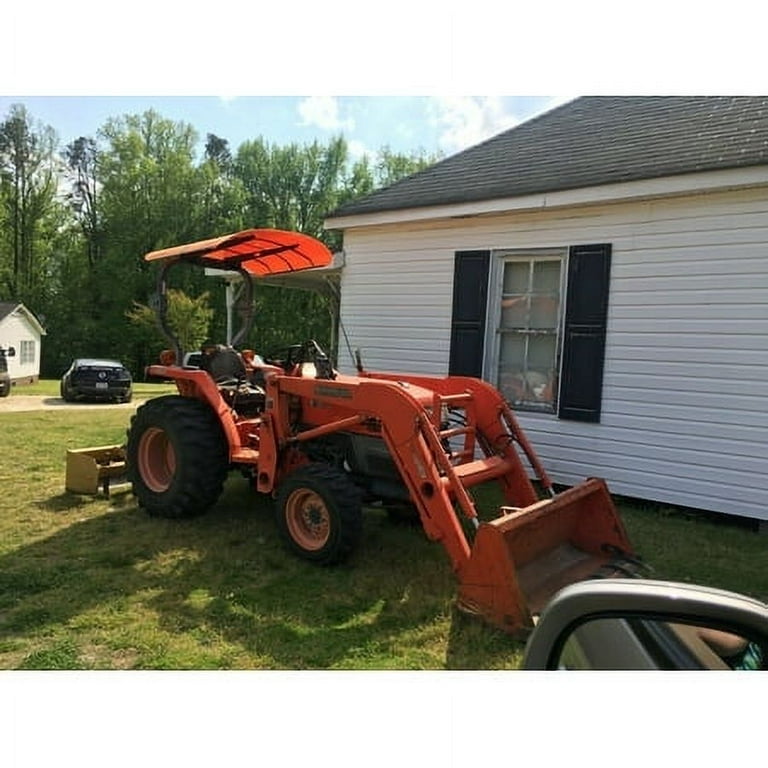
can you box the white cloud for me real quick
[297,96,354,132]
[426,97,523,154]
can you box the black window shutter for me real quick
[448,251,490,377]
[558,244,612,422]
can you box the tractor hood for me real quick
[144,228,333,277]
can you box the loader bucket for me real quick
[456,478,635,637]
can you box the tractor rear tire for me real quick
[275,463,363,565]
[126,395,228,519]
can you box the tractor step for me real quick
[449,455,513,488]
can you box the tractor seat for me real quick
[202,347,248,384]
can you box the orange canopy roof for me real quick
[144,228,333,276]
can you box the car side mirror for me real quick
[5,346,15,357]
[522,579,768,671]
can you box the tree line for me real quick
[0,104,438,377]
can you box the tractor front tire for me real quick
[275,463,363,565]
[126,395,228,519]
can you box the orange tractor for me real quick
[126,228,642,636]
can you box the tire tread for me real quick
[126,395,228,518]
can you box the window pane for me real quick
[530,295,559,329]
[529,334,556,370]
[531,261,561,329]
[503,261,529,293]
[501,295,529,328]
[498,334,527,405]
[532,260,561,292]
[498,333,526,371]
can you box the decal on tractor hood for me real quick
[314,385,353,399]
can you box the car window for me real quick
[184,352,203,368]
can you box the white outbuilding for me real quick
[325,96,768,524]
[0,302,46,385]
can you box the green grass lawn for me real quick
[1,385,765,670]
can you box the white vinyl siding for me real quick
[336,185,768,521]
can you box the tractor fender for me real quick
[145,364,242,456]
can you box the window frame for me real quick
[485,247,567,414]
[19,340,35,365]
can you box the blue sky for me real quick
[0,95,570,161]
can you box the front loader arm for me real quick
[362,371,555,497]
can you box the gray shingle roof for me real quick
[330,96,768,218]
[0,302,19,322]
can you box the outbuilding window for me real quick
[449,244,612,423]
[20,340,35,365]
[493,250,564,412]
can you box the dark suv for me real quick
[0,346,14,398]
[60,358,133,403]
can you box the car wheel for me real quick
[60,380,75,402]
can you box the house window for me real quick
[450,244,612,423]
[20,340,35,365]
[494,252,564,412]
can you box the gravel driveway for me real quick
[0,395,141,413]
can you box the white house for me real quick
[0,302,46,384]
[324,96,768,524]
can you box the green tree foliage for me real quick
[197,134,246,235]
[335,147,438,214]
[98,109,202,255]
[375,145,437,188]
[232,137,354,355]
[234,136,348,244]
[0,102,441,378]
[127,289,214,356]
[0,104,62,308]
[63,136,101,266]
[94,110,207,373]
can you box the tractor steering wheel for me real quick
[265,340,335,379]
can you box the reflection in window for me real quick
[694,625,765,670]
[556,616,764,670]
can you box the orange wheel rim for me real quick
[137,427,176,492]
[285,489,330,550]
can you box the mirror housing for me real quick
[522,579,768,670]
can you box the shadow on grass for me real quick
[0,481,518,670]
[37,493,98,513]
